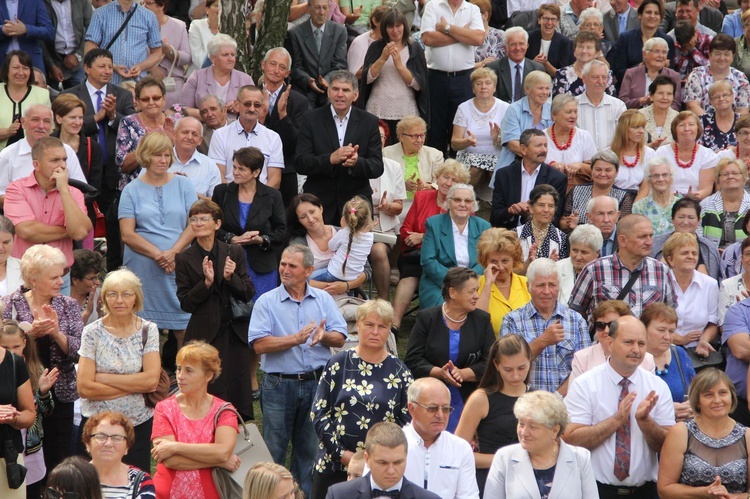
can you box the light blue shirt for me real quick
[85,2,162,85]
[601,228,617,257]
[168,147,222,197]
[5,0,19,52]
[490,97,552,188]
[722,10,743,38]
[248,284,347,374]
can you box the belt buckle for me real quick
[617,488,632,496]
[296,372,307,381]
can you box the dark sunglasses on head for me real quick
[594,321,613,332]
[44,489,80,499]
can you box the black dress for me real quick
[476,390,523,496]
[0,349,29,496]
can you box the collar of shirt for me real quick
[509,58,525,73]
[85,80,107,98]
[115,0,137,14]
[669,268,709,292]
[370,476,403,493]
[611,251,645,272]
[604,357,639,386]
[171,146,200,167]
[234,119,259,137]
[18,138,32,157]
[520,162,541,177]
[404,423,444,448]
[310,20,326,33]
[520,98,551,120]
[450,217,468,236]
[330,105,352,124]
[19,171,46,190]
[525,299,566,321]
[578,92,613,108]
[279,283,315,302]
[618,8,630,20]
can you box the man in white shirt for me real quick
[575,60,626,151]
[208,85,284,186]
[42,0,93,88]
[420,0,484,154]
[403,378,479,499]
[564,315,675,499]
[0,104,86,207]
[169,117,221,199]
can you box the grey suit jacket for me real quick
[487,56,545,103]
[603,7,640,43]
[484,442,598,499]
[288,20,348,94]
[41,0,92,78]
[661,2,723,34]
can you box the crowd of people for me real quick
[5,0,750,498]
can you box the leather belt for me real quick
[267,368,324,381]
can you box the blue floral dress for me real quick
[700,112,738,152]
[552,65,616,97]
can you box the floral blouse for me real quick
[475,27,506,63]
[552,65,616,97]
[115,114,170,190]
[684,66,750,114]
[700,112,738,153]
[312,349,413,474]
[733,35,750,79]
[3,291,83,403]
[632,194,681,236]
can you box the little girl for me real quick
[0,321,58,499]
[310,197,374,285]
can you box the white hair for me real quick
[568,224,604,252]
[586,195,620,214]
[444,183,480,212]
[503,26,529,46]
[581,59,608,77]
[578,7,603,25]
[643,155,676,180]
[526,258,559,286]
[643,37,669,53]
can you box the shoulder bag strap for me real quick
[140,319,150,350]
[10,350,16,405]
[616,268,642,301]
[671,345,689,399]
[131,470,146,499]
[105,4,138,51]
[214,403,250,442]
[86,137,92,177]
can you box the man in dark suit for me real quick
[61,47,135,270]
[325,422,440,499]
[0,0,55,72]
[41,0,92,88]
[603,0,640,43]
[260,46,309,206]
[295,70,383,225]
[287,0,347,109]
[487,27,544,103]
[491,128,567,229]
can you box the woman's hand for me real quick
[203,256,214,287]
[223,256,236,281]
[0,404,20,424]
[705,476,729,498]
[322,281,348,295]
[39,367,60,395]
[2,120,20,139]
[231,231,261,245]
[489,122,501,146]
[694,339,715,358]
[151,439,178,462]
[218,454,242,472]
[526,242,538,263]
[672,330,701,346]
[549,248,559,261]
[465,131,478,148]
[647,137,667,149]
[674,400,693,422]
[82,291,96,324]
[340,450,355,466]
[437,360,462,387]
[404,231,424,247]
[30,305,60,339]
[380,42,393,62]
[483,263,499,284]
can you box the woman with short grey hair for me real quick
[633,156,681,236]
[485,391,597,498]
[556,224,603,303]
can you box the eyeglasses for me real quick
[540,16,559,22]
[719,171,742,178]
[82,274,101,283]
[189,215,214,225]
[712,92,733,101]
[90,432,127,444]
[450,197,475,204]
[414,402,454,415]
[240,101,263,108]
[594,321,613,332]
[44,488,81,499]
[649,173,671,179]
[401,132,426,140]
[137,95,164,102]
[105,291,136,300]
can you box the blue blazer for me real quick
[0,0,55,72]
[419,213,491,308]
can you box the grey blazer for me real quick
[41,0,93,79]
[603,7,640,43]
[288,20,348,94]
[484,442,598,499]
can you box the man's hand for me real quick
[296,321,316,345]
[342,145,359,167]
[50,167,70,192]
[63,54,80,70]
[317,75,329,91]
[330,144,358,165]
[129,63,143,78]
[635,390,659,422]
[310,319,328,346]
[309,78,325,93]
[277,84,292,120]
[507,201,529,215]
[50,65,64,83]
[2,18,27,37]
[540,320,565,347]
[436,16,450,34]
[615,391,637,424]
[114,65,133,79]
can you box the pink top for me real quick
[4,173,86,267]
[569,343,656,385]
[180,67,254,120]
[151,395,239,499]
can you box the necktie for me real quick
[314,28,322,53]
[372,490,400,499]
[619,13,627,35]
[95,90,108,163]
[614,378,631,481]
[266,89,276,112]
[514,64,522,102]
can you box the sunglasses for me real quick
[44,489,80,499]
[594,321,613,332]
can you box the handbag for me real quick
[86,138,106,238]
[230,295,253,320]
[4,353,27,490]
[211,404,273,499]
[139,321,171,408]
[671,345,689,400]
[163,47,178,93]
[685,346,724,371]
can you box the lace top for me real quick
[680,419,748,493]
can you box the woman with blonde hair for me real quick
[119,132,197,351]
[607,109,656,192]
[243,462,295,499]
[700,80,740,153]
[476,228,530,334]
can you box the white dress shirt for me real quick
[565,361,675,487]
[520,162,541,205]
[451,218,470,268]
[330,105,352,147]
[420,0,483,71]
[402,424,480,499]
[0,139,87,195]
[207,120,284,183]
[575,93,627,151]
[670,269,719,346]
[51,0,78,55]
[168,147,222,197]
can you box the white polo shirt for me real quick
[207,120,284,183]
[0,138,87,196]
[565,361,675,487]
[420,0,483,71]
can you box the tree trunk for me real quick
[247,0,294,82]
[221,0,253,73]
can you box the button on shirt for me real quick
[207,120,284,183]
[520,162,541,207]
[402,424,480,499]
[565,361,675,486]
[51,0,77,55]
[451,218,470,268]
[420,0,483,71]
[575,93,627,151]
[248,284,347,374]
[331,105,352,147]
[168,147,222,197]
[0,139,87,196]
[670,269,719,347]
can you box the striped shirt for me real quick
[500,301,590,393]
[101,466,155,499]
[568,253,677,322]
[575,93,627,152]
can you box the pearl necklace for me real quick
[673,143,698,169]
[550,126,575,151]
[442,303,468,323]
[621,148,640,168]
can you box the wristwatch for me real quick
[73,53,82,63]
[444,24,451,34]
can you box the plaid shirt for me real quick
[568,253,677,322]
[500,301,590,393]
[672,33,712,81]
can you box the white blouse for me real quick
[544,127,597,165]
[656,143,718,195]
[612,146,656,191]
